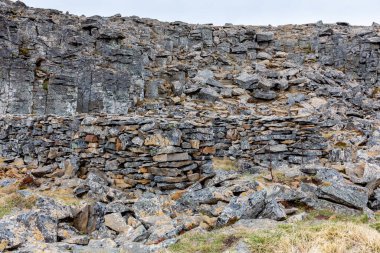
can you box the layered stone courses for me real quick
[0,114,326,193]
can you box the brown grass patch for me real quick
[40,188,83,206]
[212,157,239,171]
[168,221,380,253]
[0,191,36,218]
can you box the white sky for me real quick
[21,0,380,26]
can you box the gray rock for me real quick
[197,87,220,102]
[104,213,131,233]
[21,211,58,243]
[205,170,239,187]
[115,225,148,244]
[259,199,287,221]
[0,219,27,250]
[235,73,259,90]
[287,93,307,105]
[153,153,190,162]
[179,187,233,207]
[63,235,90,245]
[256,32,274,42]
[269,144,288,152]
[258,78,275,90]
[256,52,272,60]
[253,90,277,100]
[35,197,73,220]
[0,178,17,187]
[193,69,214,84]
[88,238,118,248]
[132,193,163,218]
[145,80,162,99]
[317,183,369,209]
[31,164,57,177]
[231,218,278,230]
[226,240,251,253]
[367,37,380,44]
[216,190,267,227]
[315,168,344,183]
[172,81,185,96]
[121,238,178,253]
[302,197,361,215]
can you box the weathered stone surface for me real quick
[256,32,274,42]
[73,203,106,234]
[0,2,379,251]
[197,87,220,102]
[104,213,131,233]
[35,197,72,220]
[235,73,259,90]
[316,183,369,209]
[31,165,57,177]
[153,153,190,162]
[253,90,277,100]
[259,199,287,221]
[216,190,267,227]
[179,187,234,207]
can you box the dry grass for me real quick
[0,182,81,218]
[212,157,239,171]
[39,188,83,206]
[0,185,36,218]
[168,219,380,253]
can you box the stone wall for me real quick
[0,114,326,193]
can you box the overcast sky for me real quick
[22,0,379,26]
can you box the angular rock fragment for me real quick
[235,73,259,90]
[197,87,220,102]
[253,90,277,100]
[216,190,267,227]
[316,183,369,209]
[256,32,274,42]
[153,153,190,162]
[104,213,132,233]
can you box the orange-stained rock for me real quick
[115,138,123,151]
[190,140,200,149]
[144,134,171,147]
[84,135,98,143]
[202,146,216,154]
[170,190,186,200]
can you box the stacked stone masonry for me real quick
[0,115,326,193]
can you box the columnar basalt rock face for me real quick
[0,1,380,115]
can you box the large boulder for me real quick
[259,199,287,221]
[216,190,267,227]
[316,183,369,209]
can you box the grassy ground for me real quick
[212,157,239,171]
[0,184,36,218]
[0,182,82,218]
[167,212,380,253]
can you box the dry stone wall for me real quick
[0,114,326,193]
